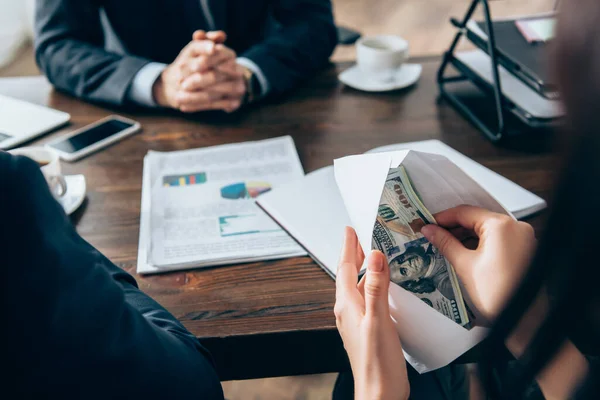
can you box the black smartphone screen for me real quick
[50,119,133,154]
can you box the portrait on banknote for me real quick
[388,238,454,300]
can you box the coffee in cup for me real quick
[9,147,67,198]
[356,35,409,82]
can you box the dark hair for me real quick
[391,244,428,265]
[480,1,600,397]
[399,278,436,294]
[390,242,435,266]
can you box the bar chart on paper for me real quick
[163,172,207,187]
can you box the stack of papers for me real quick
[515,17,556,43]
[137,136,306,274]
[454,48,563,119]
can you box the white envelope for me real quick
[333,150,510,373]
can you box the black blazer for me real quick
[0,151,224,399]
[34,0,337,106]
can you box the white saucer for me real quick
[339,63,422,92]
[57,174,86,215]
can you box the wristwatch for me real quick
[241,66,261,104]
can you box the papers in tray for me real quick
[515,17,556,43]
[257,139,546,373]
[137,136,306,274]
[455,48,563,120]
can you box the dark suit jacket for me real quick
[0,151,224,399]
[34,0,337,106]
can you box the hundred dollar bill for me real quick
[372,166,471,327]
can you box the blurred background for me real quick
[1,0,554,77]
[0,0,552,399]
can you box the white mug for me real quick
[9,147,67,198]
[356,35,409,83]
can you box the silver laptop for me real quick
[0,94,71,150]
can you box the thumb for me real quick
[192,30,207,41]
[421,224,471,275]
[364,251,391,317]
[206,30,227,43]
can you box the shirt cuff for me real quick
[127,62,167,107]
[236,57,270,98]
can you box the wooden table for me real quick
[0,57,558,381]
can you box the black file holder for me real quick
[437,0,555,143]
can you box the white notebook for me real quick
[257,139,546,279]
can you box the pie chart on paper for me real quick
[220,181,272,200]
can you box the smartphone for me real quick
[46,115,141,162]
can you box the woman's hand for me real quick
[335,227,409,400]
[422,206,592,399]
[420,205,536,325]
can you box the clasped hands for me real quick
[153,30,247,113]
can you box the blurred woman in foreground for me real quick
[335,0,600,398]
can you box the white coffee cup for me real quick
[9,147,67,198]
[356,35,409,82]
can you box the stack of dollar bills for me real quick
[372,166,472,329]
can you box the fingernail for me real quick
[368,251,383,272]
[421,225,434,239]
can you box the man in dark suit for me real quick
[34,0,337,113]
[1,151,224,399]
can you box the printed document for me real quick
[138,136,306,274]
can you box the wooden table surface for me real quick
[0,58,559,381]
